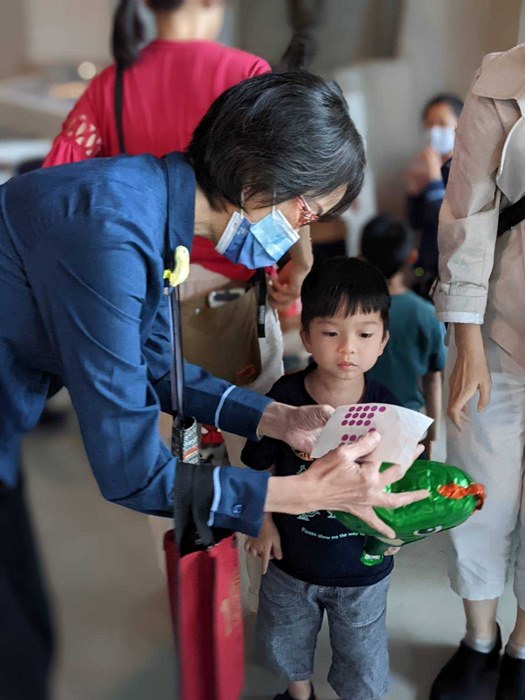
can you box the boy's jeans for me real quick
[257,562,390,700]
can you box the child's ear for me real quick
[300,326,313,354]
[379,330,390,356]
[408,248,419,266]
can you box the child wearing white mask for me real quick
[405,93,463,297]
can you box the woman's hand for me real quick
[257,402,334,455]
[448,324,492,430]
[245,514,283,574]
[264,432,427,540]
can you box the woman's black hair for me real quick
[186,71,365,216]
[112,0,184,69]
[422,93,464,122]
[276,0,324,71]
[300,257,390,331]
[361,215,415,280]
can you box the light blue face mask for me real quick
[215,206,300,268]
[426,126,455,156]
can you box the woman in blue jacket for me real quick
[0,72,426,698]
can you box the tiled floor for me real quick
[23,410,516,700]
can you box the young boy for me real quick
[361,215,446,458]
[241,257,399,700]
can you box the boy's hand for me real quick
[245,514,283,574]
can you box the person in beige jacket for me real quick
[432,44,525,700]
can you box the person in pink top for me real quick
[44,2,270,163]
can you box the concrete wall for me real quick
[23,0,112,65]
[1,0,239,70]
[0,0,112,71]
[0,2,27,78]
[399,0,521,111]
[238,0,402,70]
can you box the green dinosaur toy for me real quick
[336,460,486,566]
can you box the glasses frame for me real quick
[296,196,320,228]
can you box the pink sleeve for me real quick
[247,58,272,78]
[43,81,104,168]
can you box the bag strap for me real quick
[443,156,525,238]
[498,195,525,237]
[168,284,185,428]
[169,285,216,551]
[114,66,126,155]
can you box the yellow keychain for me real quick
[163,245,190,289]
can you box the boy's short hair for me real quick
[361,215,415,280]
[301,256,390,331]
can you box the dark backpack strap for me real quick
[168,284,186,429]
[498,195,525,237]
[443,157,525,238]
[114,66,126,155]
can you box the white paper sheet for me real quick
[311,403,433,468]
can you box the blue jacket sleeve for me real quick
[28,220,179,515]
[209,467,270,537]
[28,216,271,533]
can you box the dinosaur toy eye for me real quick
[413,525,443,536]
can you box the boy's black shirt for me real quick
[241,364,399,587]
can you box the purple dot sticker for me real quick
[379,406,386,413]
[363,405,370,411]
[360,412,367,419]
[356,420,363,426]
[345,413,352,419]
[368,413,374,419]
[349,420,355,426]
[364,420,371,426]
[342,420,348,426]
[342,434,349,441]
[369,428,376,433]
[371,406,378,411]
[349,434,357,442]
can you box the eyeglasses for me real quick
[296,196,320,227]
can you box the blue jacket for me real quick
[0,153,270,535]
